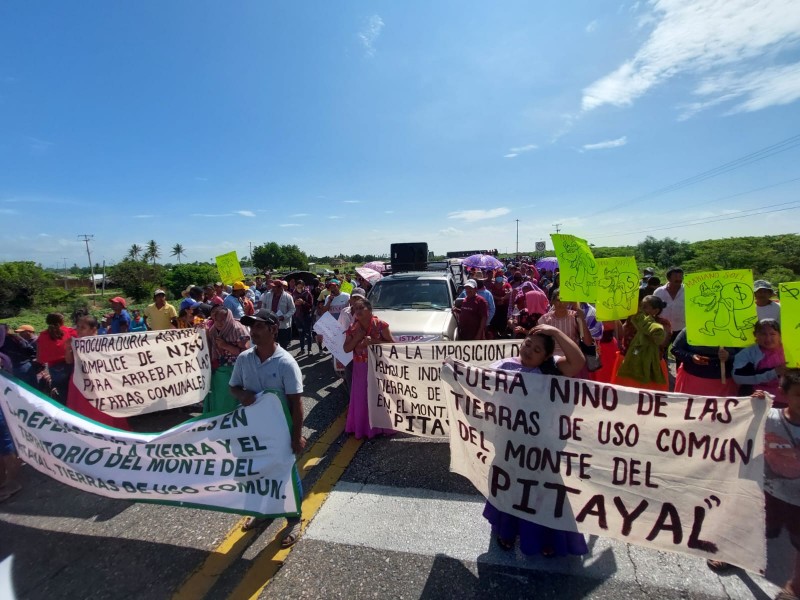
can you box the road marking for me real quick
[226,435,364,600]
[171,410,348,600]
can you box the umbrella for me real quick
[282,270,317,285]
[462,254,503,270]
[362,261,386,273]
[355,267,383,284]
[535,257,559,271]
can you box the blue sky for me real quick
[2,0,800,267]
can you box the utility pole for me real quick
[62,258,68,290]
[552,223,562,234]
[101,259,106,297]
[249,241,254,263]
[515,219,520,257]
[78,234,97,293]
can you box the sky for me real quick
[2,0,800,268]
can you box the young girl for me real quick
[488,326,588,557]
[614,295,671,391]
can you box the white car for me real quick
[368,271,462,342]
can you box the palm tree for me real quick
[171,243,186,264]
[146,240,160,267]
[126,243,142,261]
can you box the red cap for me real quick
[109,296,127,308]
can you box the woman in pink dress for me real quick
[343,299,395,439]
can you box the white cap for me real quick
[464,279,477,289]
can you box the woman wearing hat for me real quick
[108,297,131,334]
[754,280,781,323]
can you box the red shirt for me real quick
[37,326,77,365]
[458,295,488,340]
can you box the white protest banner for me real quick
[367,340,520,437]
[312,312,352,366]
[441,360,769,573]
[71,329,211,417]
[0,375,300,518]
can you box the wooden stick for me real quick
[720,346,726,384]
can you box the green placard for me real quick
[551,234,598,302]
[595,257,639,321]
[780,282,800,368]
[215,251,245,284]
[684,269,758,347]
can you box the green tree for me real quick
[281,244,309,270]
[762,267,796,287]
[164,263,220,299]
[252,242,284,271]
[126,244,143,261]
[171,243,186,264]
[0,262,53,317]
[145,240,160,267]
[110,260,163,302]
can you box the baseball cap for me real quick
[181,285,195,297]
[240,309,280,327]
[753,280,773,292]
[351,287,366,299]
[153,289,166,296]
[232,281,248,291]
[14,325,35,333]
[109,296,127,308]
[644,268,655,275]
[329,279,341,286]
[464,279,477,289]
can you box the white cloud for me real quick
[343,200,361,204]
[385,210,394,214]
[235,210,256,217]
[358,14,384,57]
[328,215,343,219]
[133,214,154,219]
[280,223,301,227]
[582,0,800,113]
[291,213,309,217]
[504,143,538,158]
[439,227,463,235]
[581,136,628,151]
[586,20,598,33]
[448,208,511,222]
[504,153,518,159]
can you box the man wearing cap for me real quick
[262,280,296,349]
[144,289,178,330]
[229,309,305,545]
[321,279,350,320]
[454,280,488,340]
[14,325,37,345]
[108,297,131,334]
[224,282,247,321]
[180,286,204,311]
[754,280,781,323]
[640,267,655,290]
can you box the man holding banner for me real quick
[229,309,305,545]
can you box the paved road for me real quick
[0,347,792,599]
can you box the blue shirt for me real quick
[229,345,303,396]
[223,294,245,320]
[110,309,131,334]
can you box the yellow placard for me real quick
[684,269,758,347]
[215,251,245,284]
[595,257,639,321]
[340,280,354,294]
[551,234,598,302]
[780,282,800,368]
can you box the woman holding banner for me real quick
[37,313,77,404]
[613,296,671,392]
[670,329,739,396]
[204,306,250,414]
[64,315,131,430]
[488,325,588,557]
[732,319,787,408]
[343,299,395,439]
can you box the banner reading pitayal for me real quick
[367,340,520,437]
[684,269,758,347]
[441,359,769,573]
[0,375,300,518]
[71,329,211,417]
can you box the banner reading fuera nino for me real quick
[367,340,520,437]
[550,234,599,303]
[780,282,800,368]
[215,251,245,284]
[1,375,300,518]
[71,329,211,417]
[594,257,639,321]
[684,269,758,348]
[441,359,769,573]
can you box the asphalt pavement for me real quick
[0,345,793,600]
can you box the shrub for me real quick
[0,262,53,317]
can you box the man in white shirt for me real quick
[654,267,685,363]
[754,280,781,323]
[322,279,350,320]
[262,280,297,349]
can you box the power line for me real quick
[585,133,800,218]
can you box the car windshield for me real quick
[370,279,450,310]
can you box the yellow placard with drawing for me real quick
[215,251,245,284]
[779,282,800,368]
[595,257,639,321]
[684,270,758,348]
[550,234,598,302]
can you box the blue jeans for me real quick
[296,316,313,352]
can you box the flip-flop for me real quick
[706,559,732,572]
[241,517,267,532]
[280,520,302,548]
[0,481,22,503]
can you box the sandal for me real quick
[496,536,515,551]
[241,517,267,532]
[706,559,732,572]
[280,519,302,548]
